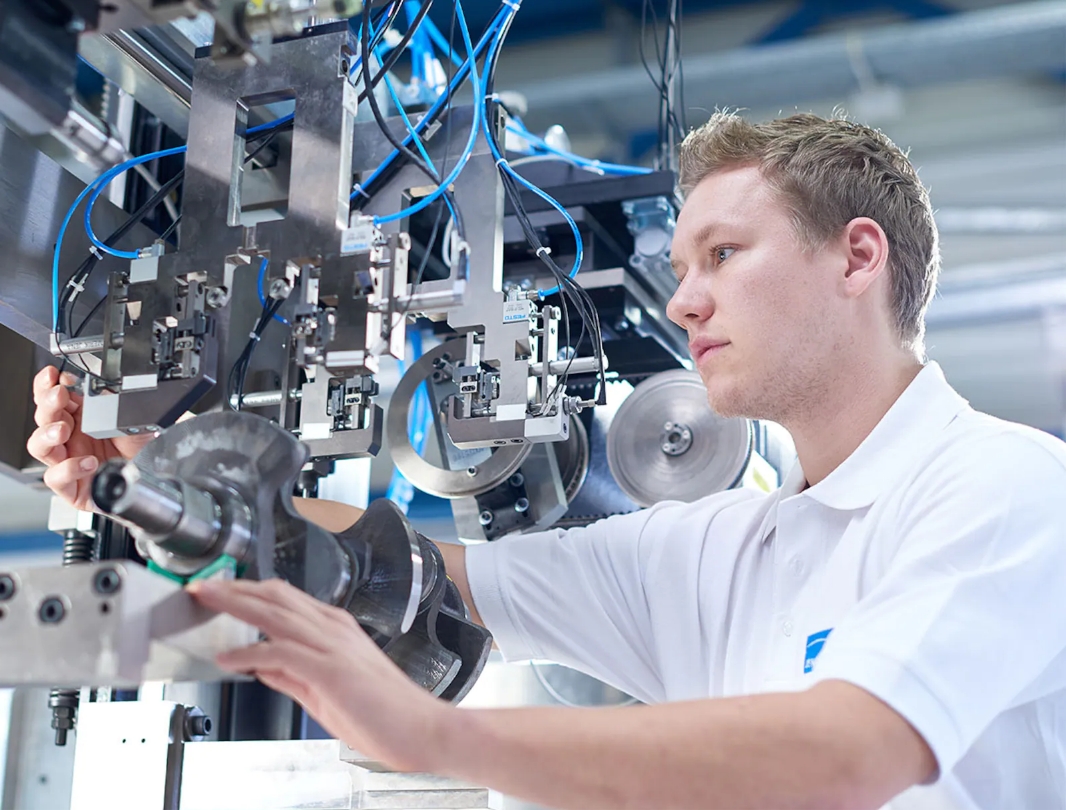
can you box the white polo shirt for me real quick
[465,362,1066,809]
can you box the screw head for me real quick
[0,574,15,601]
[509,473,525,488]
[478,510,493,526]
[466,467,478,477]
[514,497,530,514]
[93,568,121,595]
[39,597,66,625]
[205,286,230,309]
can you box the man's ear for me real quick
[840,217,890,299]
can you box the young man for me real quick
[29,113,1066,809]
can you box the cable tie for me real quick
[501,0,519,9]
[89,246,104,261]
[248,332,260,342]
[535,246,552,258]
[495,157,507,167]
[352,184,371,200]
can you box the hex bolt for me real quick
[184,713,213,740]
[39,597,66,625]
[514,498,530,514]
[0,575,15,601]
[93,568,121,595]
[478,510,494,526]
[509,473,525,488]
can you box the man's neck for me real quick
[784,357,923,487]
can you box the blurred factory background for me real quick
[2,0,1063,548]
[0,1,1061,808]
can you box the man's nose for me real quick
[666,274,713,328]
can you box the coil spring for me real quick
[50,530,95,745]
[62,532,95,565]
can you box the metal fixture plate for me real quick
[0,562,258,688]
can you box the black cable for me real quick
[481,10,606,408]
[158,214,181,245]
[387,0,463,338]
[357,0,435,105]
[367,0,405,55]
[229,296,284,411]
[59,169,186,333]
[360,0,440,186]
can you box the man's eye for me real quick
[715,247,735,263]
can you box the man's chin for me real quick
[703,378,758,420]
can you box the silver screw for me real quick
[478,510,493,526]
[514,498,529,513]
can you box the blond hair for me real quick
[678,112,939,354]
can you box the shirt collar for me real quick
[778,362,970,511]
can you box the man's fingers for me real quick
[43,457,99,503]
[253,668,314,707]
[33,366,58,399]
[27,423,71,466]
[215,639,324,680]
[205,576,353,630]
[34,387,79,426]
[189,580,336,650]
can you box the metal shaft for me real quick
[92,461,222,558]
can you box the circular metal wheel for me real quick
[553,412,590,504]
[387,338,530,499]
[606,369,752,507]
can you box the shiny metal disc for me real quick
[387,338,530,499]
[553,413,590,503]
[606,369,752,507]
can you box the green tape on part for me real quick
[146,554,238,586]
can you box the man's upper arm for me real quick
[811,431,1066,776]
[463,507,671,703]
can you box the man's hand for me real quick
[191,576,934,809]
[188,577,452,773]
[26,366,153,511]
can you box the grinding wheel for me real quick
[606,370,752,506]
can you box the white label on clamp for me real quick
[341,220,378,255]
[495,403,527,421]
[302,423,332,441]
[121,374,157,392]
[502,300,532,324]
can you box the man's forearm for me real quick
[292,496,364,532]
[431,681,934,810]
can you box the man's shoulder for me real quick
[909,407,1066,497]
[630,487,774,541]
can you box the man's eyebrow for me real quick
[691,222,720,248]
[670,222,721,272]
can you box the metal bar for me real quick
[54,336,105,355]
[79,31,193,138]
[528,356,602,377]
[228,389,302,409]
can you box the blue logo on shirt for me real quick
[804,629,833,674]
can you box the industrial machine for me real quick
[0,1,790,806]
